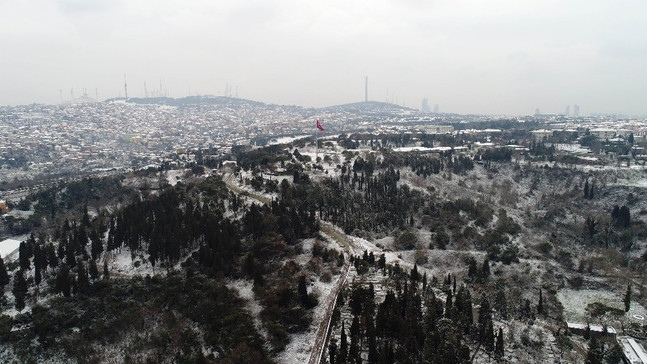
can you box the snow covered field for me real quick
[557,288,647,323]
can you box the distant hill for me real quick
[321,101,414,113]
[120,95,267,107]
[106,97,413,114]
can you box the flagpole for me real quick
[315,124,318,163]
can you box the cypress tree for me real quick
[481,258,490,280]
[56,263,71,297]
[485,320,495,352]
[585,336,604,364]
[624,283,632,312]
[298,275,314,308]
[0,256,10,291]
[77,259,89,294]
[89,260,99,281]
[90,229,104,260]
[478,295,492,334]
[328,338,337,364]
[18,241,30,271]
[410,264,419,281]
[538,288,544,314]
[47,243,58,269]
[467,256,478,278]
[367,314,378,364]
[494,288,508,319]
[495,327,505,358]
[606,343,624,364]
[339,323,348,363]
[12,270,27,311]
[103,260,110,280]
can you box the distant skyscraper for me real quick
[434,104,439,113]
[421,98,430,112]
[574,104,580,117]
[365,77,368,102]
[565,105,570,116]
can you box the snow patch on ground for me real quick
[275,263,339,364]
[165,169,186,186]
[557,288,647,323]
[226,279,269,348]
[106,249,156,278]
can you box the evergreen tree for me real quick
[298,275,308,304]
[103,260,110,280]
[33,244,44,285]
[495,327,504,358]
[484,320,495,352]
[467,256,478,279]
[480,258,490,280]
[584,323,591,340]
[606,342,624,364]
[339,323,348,363]
[624,283,632,312]
[56,263,71,297]
[76,259,89,294]
[46,243,58,269]
[478,295,492,333]
[494,288,508,319]
[89,260,99,281]
[538,288,544,315]
[410,264,419,281]
[18,241,30,271]
[585,336,604,364]
[378,254,386,270]
[422,272,427,292]
[328,338,337,364]
[366,314,378,364]
[584,179,590,199]
[12,270,27,311]
[82,204,91,227]
[0,256,10,292]
[90,229,104,260]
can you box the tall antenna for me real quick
[365,76,368,102]
[144,82,148,98]
[124,74,128,99]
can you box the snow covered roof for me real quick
[618,336,647,364]
[567,322,617,335]
[0,239,21,258]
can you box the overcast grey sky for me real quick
[1,0,646,115]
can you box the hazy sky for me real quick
[1,0,646,115]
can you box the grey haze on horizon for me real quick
[1,0,646,116]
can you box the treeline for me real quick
[328,261,505,364]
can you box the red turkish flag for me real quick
[316,120,325,131]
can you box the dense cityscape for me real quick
[1,96,646,187]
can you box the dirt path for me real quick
[307,222,353,364]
